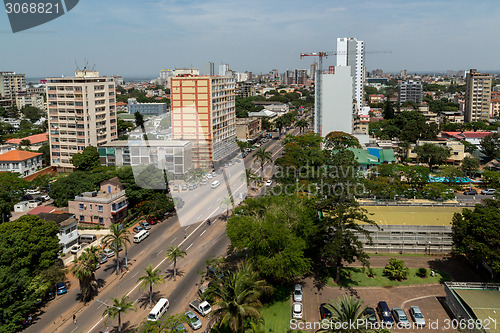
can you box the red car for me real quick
[147,216,158,225]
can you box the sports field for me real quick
[363,206,463,226]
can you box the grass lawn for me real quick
[328,267,450,287]
[261,297,291,333]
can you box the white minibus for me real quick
[134,229,149,243]
[147,298,169,321]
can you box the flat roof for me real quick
[363,206,462,226]
[453,288,500,333]
[101,140,191,147]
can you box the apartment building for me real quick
[236,118,262,142]
[68,177,128,227]
[464,69,492,122]
[0,150,43,176]
[16,92,45,110]
[398,80,423,105]
[0,72,25,107]
[38,212,79,254]
[46,70,118,171]
[170,75,238,168]
[407,140,465,163]
[337,37,364,110]
[490,91,500,120]
[128,98,167,116]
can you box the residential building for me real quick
[346,147,395,173]
[46,70,118,171]
[407,140,465,163]
[5,133,48,150]
[16,92,45,110]
[0,71,25,107]
[315,66,353,137]
[219,64,229,76]
[490,93,500,120]
[0,149,42,176]
[68,177,128,227]
[116,101,128,112]
[310,62,318,81]
[283,69,308,86]
[0,117,20,129]
[239,82,255,98]
[127,98,167,116]
[353,114,370,135]
[398,80,423,105]
[440,131,492,147]
[38,212,78,253]
[368,94,385,104]
[170,75,238,168]
[235,118,262,142]
[336,37,364,110]
[464,69,492,122]
[248,109,278,120]
[0,143,15,155]
[202,62,215,76]
[98,140,192,177]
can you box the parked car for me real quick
[464,189,478,195]
[147,216,159,225]
[26,189,40,195]
[266,180,273,186]
[376,301,394,325]
[139,222,151,230]
[409,305,425,326]
[109,243,123,252]
[185,311,202,330]
[200,179,207,185]
[481,189,497,195]
[319,303,333,319]
[293,284,303,302]
[103,248,115,258]
[56,282,67,295]
[70,244,82,254]
[173,197,184,209]
[41,194,51,201]
[181,184,188,191]
[173,184,179,191]
[292,302,303,319]
[206,174,213,179]
[23,194,33,200]
[189,299,212,316]
[363,307,378,324]
[392,308,411,327]
[133,226,144,234]
[99,253,108,264]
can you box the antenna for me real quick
[75,60,79,71]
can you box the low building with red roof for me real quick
[0,150,43,177]
[440,131,493,146]
[5,133,48,150]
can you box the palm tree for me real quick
[253,148,272,181]
[242,169,258,189]
[220,196,233,218]
[102,224,131,275]
[296,119,308,134]
[137,264,165,308]
[209,262,270,333]
[318,295,367,333]
[275,117,286,138]
[102,295,136,333]
[165,246,187,281]
[71,246,100,302]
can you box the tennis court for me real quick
[364,206,463,226]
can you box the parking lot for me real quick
[301,280,455,332]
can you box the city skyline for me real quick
[1,0,500,77]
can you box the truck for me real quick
[189,299,212,317]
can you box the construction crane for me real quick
[300,50,391,136]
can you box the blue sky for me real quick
[1,0,499,77]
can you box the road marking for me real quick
[197,214,202,220]
[185,226,190,231]
[186,243,193,251]
[156,250,163,256]
[88,207,219,333]
[208,205,213,210]
[400,295,439,309]
[131,271,139,278]
[139,251,144,255]
[71,327,78,333]
[200,230,207,237]
[170,237,177,243]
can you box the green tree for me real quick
[253,147,272,181]
[480,133,500,160]
[275,117,286,138]
[165,246,186,281]
[318,296,367,333]
[134,111,145,129]
[439,166,465,185]
[221,196,233,218]
[71,246,101,302]
[296,118,309,134]
[19,139,31,149]
[138,264,165,308]
[414,143,452,170]
[324,131,362,149]
[71,145,100,171]
[452,199,500,274]
[102,295,137,333]
[0,106,7,118]
[383,258,409,281]
[21,106,44,122]
[461,156,480,176]
[482,171,500,188]
[38,143,50,166]
[383,100,395,119]
[101,224,131,275]
[135,313,188,332]
[0,172,29,222]
[461,141,477,155]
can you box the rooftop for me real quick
[6,133,49,145]
[0,149,42,162]
[100,140,191,148]
[37,212,77,228]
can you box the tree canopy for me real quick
[71,146,100,171]
[414,143,451,170]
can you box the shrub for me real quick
[367,267,375,278]
[416,267,428,278]
[383,258,409,281]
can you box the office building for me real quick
[0,72,25,107]
[127,98,167,116]
[336,37,365,110]
[219,64,229,76]
[315,66,353,137]
[398,80,423,105]
[46,70,118,171]
[170,75,237,168]
[465,69,492,122]
[202,62,215,76]
[310,62,318,81]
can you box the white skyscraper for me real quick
[336,37,365,110]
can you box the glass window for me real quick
[98,205,103,212]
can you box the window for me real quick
[98,205,103,212]
[99,217,104,224]
[79,203,84,210]
[79,215,84,222]
[90,204,92,210]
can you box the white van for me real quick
[148,298,169,321]
[134,229,149,243]
[211,180,220,189]
[79,234,97,243]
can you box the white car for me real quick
[26,189,40,195]
[70,244,82,254]
[103,248,115,258]
[292,302,303,319]
[266,180,273,187]
[206,174,213,179]
[41,194,51,201]
[293,284,303,302]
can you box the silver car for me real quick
[293,284,303,302]
[392,307,411,328]
[409,305,425,326]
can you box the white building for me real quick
[0,150,43,177]
[16,93,45,111]
[315,66,353,137]
[336,37,364,111]
[38,212,79,253]
[219,64,229,76]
